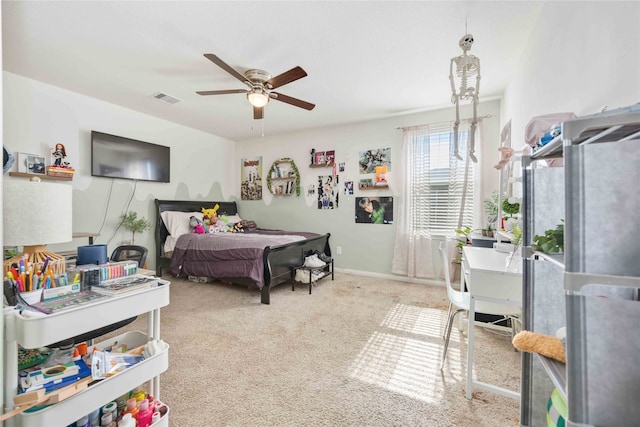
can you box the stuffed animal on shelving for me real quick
[512,330,566,363]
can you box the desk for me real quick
[462,246,522,400]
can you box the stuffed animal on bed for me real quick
[201,204,220,226]
[189,216,206,234]
[208,219,228,233]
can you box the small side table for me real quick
[292,259,334,294]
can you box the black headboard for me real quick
[154,199,238,276]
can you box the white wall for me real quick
[4,1,637,279]
[236,100,502,278]
[3,72,238,270]
[502,1,640,148]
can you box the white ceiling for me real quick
[2,1,544,141]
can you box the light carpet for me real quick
[116,273,521,426]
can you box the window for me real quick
[392,121,478,279]
[409,127,474,235]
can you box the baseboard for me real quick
[334,267,445,288]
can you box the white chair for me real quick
[439,241,519,370]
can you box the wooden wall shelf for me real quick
[9,172,72,181]
[309,163,335,168]
[360,185,389,190]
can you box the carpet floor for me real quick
[116,272,521,426]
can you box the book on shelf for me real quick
[91,275,157,296]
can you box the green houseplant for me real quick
[532,221,564,254]
[121,211,152,245]
[502,198,521,217]
[453,226,472,262]
[483,191,499,230]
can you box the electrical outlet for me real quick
[336,246,342,255]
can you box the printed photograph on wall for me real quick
[355,196,393,224]
[343,181,354,195]
[317,175,338,209]
[359,147,391,174]
[241,157,263,200]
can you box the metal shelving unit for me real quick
[521,107,640,426]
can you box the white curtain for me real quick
[392,125,435,278]
[392,122,480,279]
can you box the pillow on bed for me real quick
[161,211,204,237]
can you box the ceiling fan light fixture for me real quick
[247,90,269,108]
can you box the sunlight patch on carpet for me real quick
[349,331,453,403]
[381,303,459,342]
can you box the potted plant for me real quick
[506,225,524,272]
[453,226,472,262]
[502,197,521,232]
[121,211,152,245]
[486,223,494,238]
[484,191,499,228]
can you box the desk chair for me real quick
[111,245,148,269]
[439,241,519,370]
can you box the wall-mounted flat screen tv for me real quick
[91,131,170,183]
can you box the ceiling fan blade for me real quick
[196,89,248,96]
[204,53,249,85]
[271,92,315,110]
[266,66,307,89]
[254,106,264,120]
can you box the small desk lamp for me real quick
[3,178,72,276]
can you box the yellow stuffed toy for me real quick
[201,204,220,226]
[512,330,566,363]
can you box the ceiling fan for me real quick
[197,53,315,120]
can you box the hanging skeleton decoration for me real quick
[449,33,481,162]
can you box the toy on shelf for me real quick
[512,330,566,363]
[48,143,75,179]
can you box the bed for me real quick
[154,199,331,304]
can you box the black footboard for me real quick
[261,233,331,304]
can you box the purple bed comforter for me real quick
[169,229,320,288]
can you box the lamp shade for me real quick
[3,180,73,246]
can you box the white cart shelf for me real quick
[3,281,170,427]
[520,108,640,426]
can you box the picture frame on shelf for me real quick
[325,150,335,165]
[359,178,373,189]
[374,165,388,186]
[315,151,325,165]
[18,152,46,175]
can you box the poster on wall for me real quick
[241,157,263,200]
[355,196,393,224]
[359,148,391,174]
[317,175,338,209]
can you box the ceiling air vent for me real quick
[151,92,182,105]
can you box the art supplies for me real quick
[91,275,157,296]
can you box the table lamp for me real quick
[3,178,72,276]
